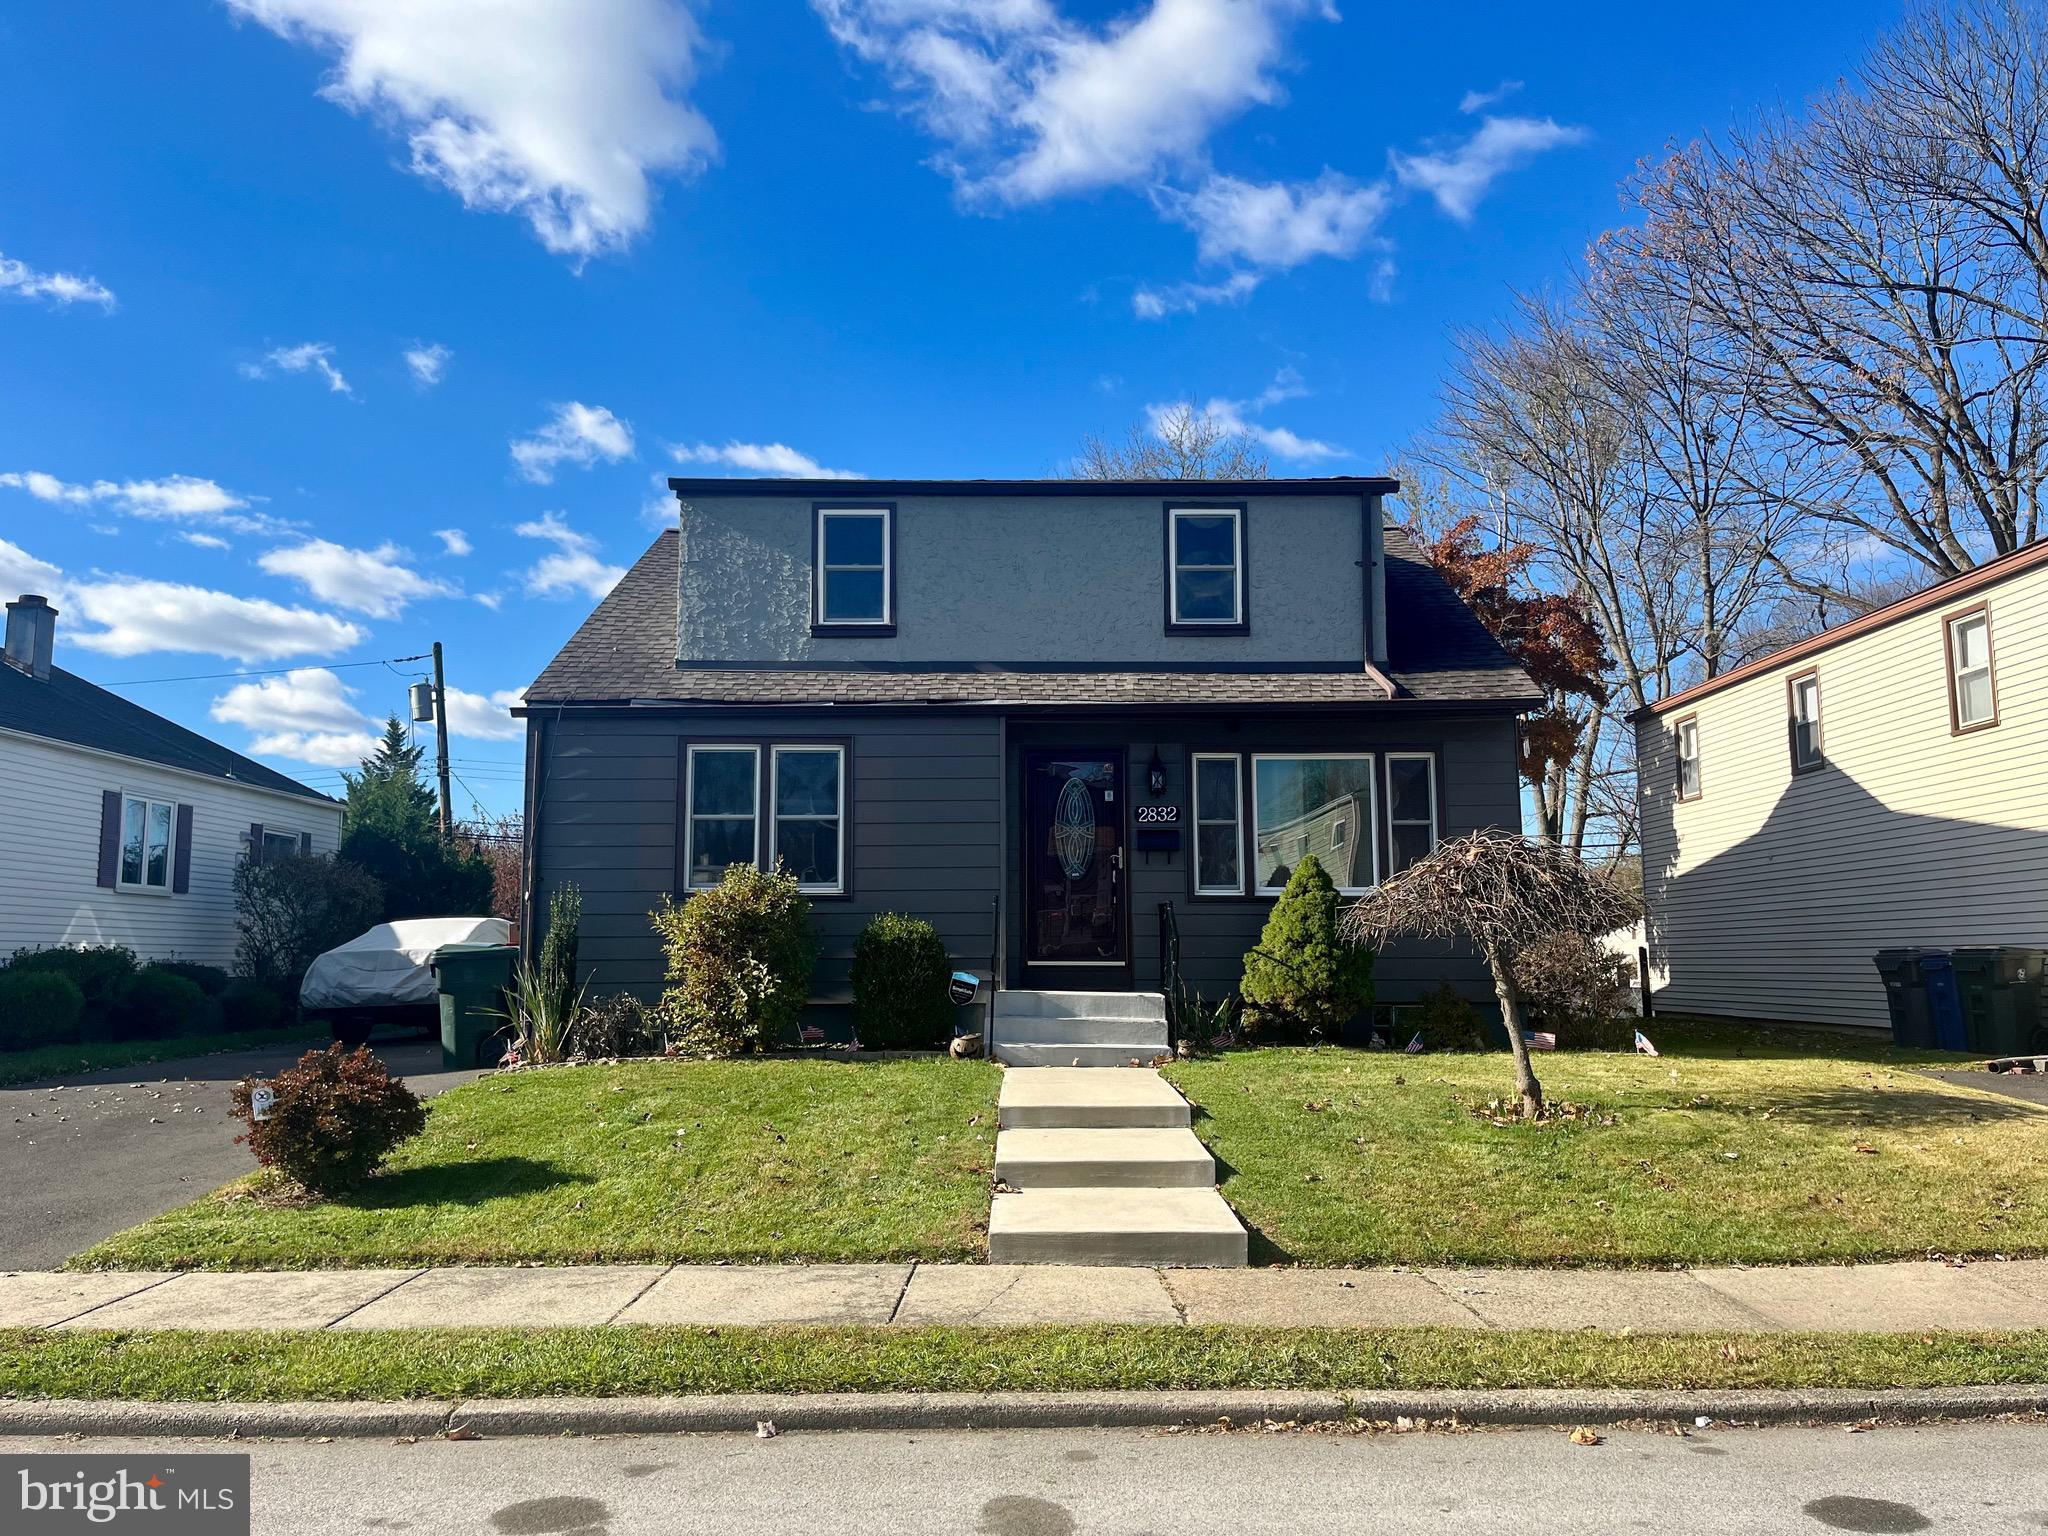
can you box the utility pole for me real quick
[430,641,453,835]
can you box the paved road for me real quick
[2,1422,2043,1533]
[2,1035,482,1270]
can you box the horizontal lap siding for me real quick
[533,712,1002,1000]
[1638,559,2048,1030]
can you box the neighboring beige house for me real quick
[1636,541,2048,1030]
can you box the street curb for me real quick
[5,1386,2046,1439]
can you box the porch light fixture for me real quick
[1147,748,1167,795]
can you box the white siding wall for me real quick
[0,732,343,971]
[1637,558,2048,1030]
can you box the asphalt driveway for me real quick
[2,1035,484,1271]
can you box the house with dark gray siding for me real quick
[518,478,1539,1055]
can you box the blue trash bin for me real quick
[1918,950,1968,1052]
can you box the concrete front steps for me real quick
[989,1055,1248,1267]
[991,989,1169,1067]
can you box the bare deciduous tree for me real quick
[1071,403,1270,479]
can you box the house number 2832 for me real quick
[1134,805,1181,825]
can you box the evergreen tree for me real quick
[1239,854,1374,1042]
[341,718,438,843]
[339,717,494,922]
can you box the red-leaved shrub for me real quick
[232,1044,426,1196]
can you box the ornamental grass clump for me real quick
[653,864,817,1056]
[231,1043,426,1197]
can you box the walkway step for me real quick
[995,1042,1169,1067]
[998,1067,1191,1128]
[996,1015,1171,1046]
[988,1188,1248,1267]
[995,990,1166,1022]
[995,1127,1214,1188]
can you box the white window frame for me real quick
[1386,752,1439,873]
[770,744,846,896]
[1251,752,1378,897]
[815,506,892,628]
[1168,506,1243,627]
[118,793,175,895]
[1947,610,1996,730]
[1674,717,1702,801]
[684,744,761,891]
[1789,671,1823,772]
[1191,751,1246,896]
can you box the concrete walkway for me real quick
[10,1257,2048,1333]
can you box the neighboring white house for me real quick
[1635,541,2048,1030]
[0,594,342,972]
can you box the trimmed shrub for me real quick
[578,993,664,1058]
[1239,854,1375,1043]
[1512,930,1637,1049]
[233,852,384,995]
[219,978,289,1034]
[231,1043,426,1196]
[1413,981,1488,1051]
[849,912,953,1049]
[0,970,86,1052]
[6,944,138,1024]
[109,966,209,1041]
[652,864,817,1056]
[150,959,232,997]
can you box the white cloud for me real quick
[1391,114,1588,221]
[434,685,525,740]
[224,0,716,258]
[1159,172,1388,269]
[0,252,116,310]
[816,0,1333,204]
[258,538,459,618]
[510,402,635,483]
[472,590,504,610]
[405,342,452,387]
[515,511,626,599]
[434,527,472,556]
[670,441,863,478]
[250,729,384,768]
[242,341,352,395]
[67,580,365,663]
[1132,270,1262,318]
[177,532,232,551]
[1458,79,1522,114]
[212,667,372,735]
[0,537,65,598]
[0,470,277,533]
[1145,368,1344,461]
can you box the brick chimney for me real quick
[4,594,57,680]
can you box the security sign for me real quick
[249,1084,275,1123]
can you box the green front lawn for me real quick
[0,1024,322,1089]
[75,1057,1000,1270]
[9,1324,2048,1400]
[1164,1021,2048,1267]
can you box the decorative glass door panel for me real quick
[1025,753,1124,965]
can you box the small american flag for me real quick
[1404,1031,1426,1054]
[1635,1030,1659,1057]
[1523,1031,1557,1052]
[799,1025,825,1044]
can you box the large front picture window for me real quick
[772,746,845,894]
[1253,754,1375,895]
[686,745,759,889]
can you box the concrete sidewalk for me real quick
[10,1257,2048,1333]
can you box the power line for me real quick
[97,653,433,688]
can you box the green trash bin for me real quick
[1949,947,2046,1059]
[430,943,518,1070]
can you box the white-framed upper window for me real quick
[1167,506,1243,628]
[119,795,175,893]
[815,505,891,627]
[1252,753,1376,895]
[771,745,845,895]
[685,744,760,890]
[1947,608,1996,730]
[1789,672,1823,772]
[1386,753,1438,873]
[1191,752,1245,895]
[1674,717,1702,801]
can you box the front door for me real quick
[1024,751,1126,972]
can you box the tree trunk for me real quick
[1486,948,1544,1117]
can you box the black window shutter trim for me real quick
[249,823,265,865]
[97,791,122,889]
[172,805,194,894]
[298,830,313,857]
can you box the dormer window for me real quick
[813,503,895,635]
[1165,504,1247,634]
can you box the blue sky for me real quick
[0,1,1884,817]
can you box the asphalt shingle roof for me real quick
[0,660,337,802]
[525,524,1540,710]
